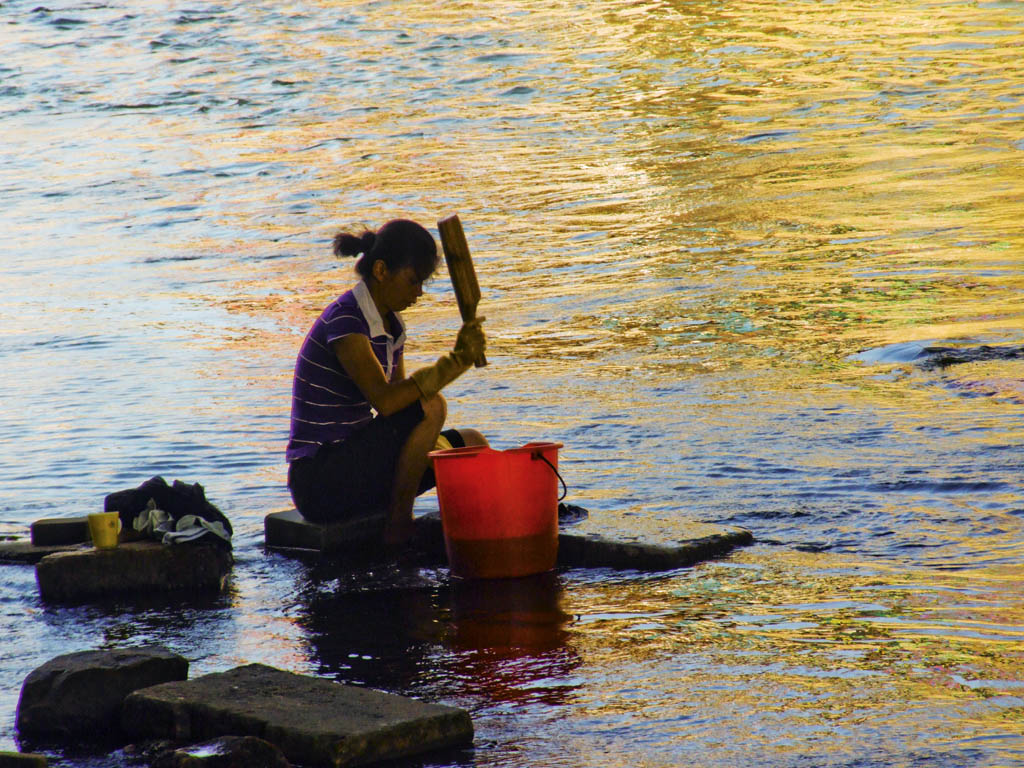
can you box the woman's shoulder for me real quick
[328,286,359,311]
[320,289,369,332]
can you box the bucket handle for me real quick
[532,451,568,501]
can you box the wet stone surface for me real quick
[16,647,188,745]
[150,735,291,768]
[915,344,1024,371]
[0,752,49,767]
[34,542,232,602]
[123,663,473,768]
[0,541,86,565]
[265,509,753,572]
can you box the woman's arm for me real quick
[332,334,421,416]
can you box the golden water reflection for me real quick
[559,548,1024,763]
[5,0,1021,764]
[204,0,1024,404]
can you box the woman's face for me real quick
[379,264,425,312]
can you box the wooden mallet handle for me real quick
[437,214,487,367]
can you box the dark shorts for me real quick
[287,400,464,524]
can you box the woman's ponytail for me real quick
[332,230,375,258]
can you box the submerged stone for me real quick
[123,663,473,767]
[558,523,754,570]
[34,541,232,602]
[151,735,291,768]
[16,647,188,744]
[917,343,1024,371]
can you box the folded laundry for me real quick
[105,476,232,549]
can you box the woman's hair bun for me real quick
[332,229,376,258]
[331,219,438,282]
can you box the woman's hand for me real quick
[410,317,487,398]
[452,316,486,366]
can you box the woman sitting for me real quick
[286,219,487,550]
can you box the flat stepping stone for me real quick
[265,509,752,572]
[263,508,386,553]
[0,540,87,565]
[0,752,49,767]
[3,514,148,565]
[35,541,232,602]
[123,663,473,768]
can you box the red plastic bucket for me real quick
[428,442,563,579]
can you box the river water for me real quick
[2,0,1023,765]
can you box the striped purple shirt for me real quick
[286,280,406,462]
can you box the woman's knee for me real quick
[458,428,488,447]
[422,393,447,429]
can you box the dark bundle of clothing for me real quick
[104,476,232,549]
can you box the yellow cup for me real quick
[88,512,122,549]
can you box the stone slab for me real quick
[557,524,754,570]
[265,509,753,572]
[0,540,88,565]
[264,510,448,562]
[122,663,473,768]
[30,516,90,546]
[0,752,48,767]
[35,541,232,602]
[263,508,385,553]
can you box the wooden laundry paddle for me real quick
[437,213,487,367]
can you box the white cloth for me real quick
[132,498,231,545]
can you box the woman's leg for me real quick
[384,393,447,550]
